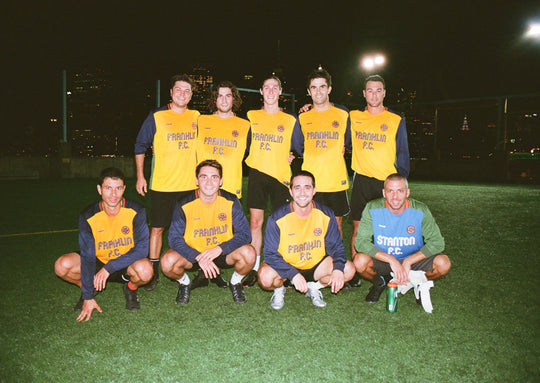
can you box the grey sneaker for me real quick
[270,286,285,310]
[306,288,326,308]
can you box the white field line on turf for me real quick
[0,229,78,238]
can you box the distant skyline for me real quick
[2,1,540,130]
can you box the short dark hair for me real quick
[307,68,332,89]
[260,75,282,90]
[170,74,195,90]
[384,173,408,188]
[207,81,243,112]
[196,159,223,178]
[98,167,125,186]
[290,170,316,189]
[364,74,385,89]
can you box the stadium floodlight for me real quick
[525,22,540,39]
[360,53,386,72]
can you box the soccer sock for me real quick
[150,258,160,272]
[253,255,261,271]
[372,274,386,287]
[230,271,244,285]
[177,273,190,285]
[307,281,324,290]
[127,281,137,290]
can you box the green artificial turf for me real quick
[0,179,538,382]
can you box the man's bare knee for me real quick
[130,259,153,283]
[353,253,372,273]
[54,253,77,278]
[433,254,451,277]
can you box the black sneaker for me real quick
[242,269,258,288]
[176,284,190,305]
[350,272,362,287]
[123,283,140,311]
[211,274,229,288]
[190,270,209,290]
[229,283,246,303]
[74,289,98,311]
[365,275,389,303]
[74,295,84,311]
[143,261,160,291]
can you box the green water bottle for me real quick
[387,281,398,313]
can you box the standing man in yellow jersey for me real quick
[258,170,355,310]
[348,75,410,260]
[134,74,200,291]
[298,68,350,236]
[197,81,250,199]
[161,160,256,304]
[194,81,250,288]
[242,75,303,287]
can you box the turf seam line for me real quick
[0,229,78,238]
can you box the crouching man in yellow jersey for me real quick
[55,167,152,321]
[161,160,256,304]
[258,170,355,310]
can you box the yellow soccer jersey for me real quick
[79,199,149,300]
[298,106,349,192]
[168,189,252,263]
[135,106,200,192]
[276,207,330,270]
[197,115,250,197]
[263,201,346,280]
[245,109,298,186]
[182,195,233,253]
[349,109,409,180]
[87,205,136,264]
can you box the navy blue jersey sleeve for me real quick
[78,209,98,300]
[344,114,352,151]
[263,211,300,280]
[134,108,160,155]
[395,117,410,177]
[319,205,346,272]
[219,195,252,255]
[168,202,200,264]
[103,202,149,274]
[291,117,304,155]
[245,127,252,157]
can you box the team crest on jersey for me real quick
[121,226,130,235]
[192,122,197,130]
[380,124,388,131]
[232,130,239,137]
[314,228,322,236]
[277,125,284,132]
[218,213,227,221]
[332,120,339,128]
[407,226,415,234]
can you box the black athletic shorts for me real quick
[149,189,192,228]
[190,252,233,270]
[313,191,349,217]
[350,173,384,221]
[247,167,290,211]
[74,251,130,283]
[372,255,436,275]
[290,256,329,282]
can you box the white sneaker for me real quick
[270,286,285,310]
[306,288,326,308]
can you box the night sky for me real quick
[2,1,539,130]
